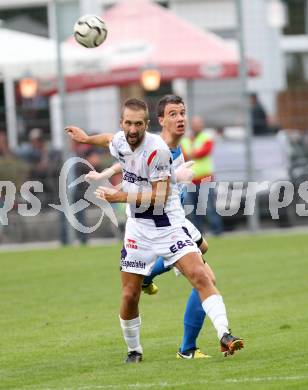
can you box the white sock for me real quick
[202,294,229,340]
[119,316,143,354]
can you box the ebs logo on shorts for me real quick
[126,239,138,249]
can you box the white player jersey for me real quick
[109,131,186,227]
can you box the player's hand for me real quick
[95,186,125,203]
[65,125,89,144]
[85,168,115,181]
[175,161,195,183]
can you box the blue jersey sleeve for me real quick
[170,146,186,205]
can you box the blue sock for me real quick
[143,256,170,285]
[180,288,206,352]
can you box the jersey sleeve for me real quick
[147,148,172,182]
[108,131,121,159]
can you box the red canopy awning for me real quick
[40,0,259,95]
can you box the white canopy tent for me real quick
[0,28,109,78]
[0,28,109,149]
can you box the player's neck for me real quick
[160,129,180,149]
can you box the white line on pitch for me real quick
[35,375,308,390]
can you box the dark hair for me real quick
[157,94,184,118]
[84,147,101,158]
[121,98,149,121]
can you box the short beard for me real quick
[125,132,142,147]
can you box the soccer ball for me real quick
[74,15,108,48]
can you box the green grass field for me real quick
[1,232,308,390]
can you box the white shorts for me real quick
[184,218,202,243]
[172,219,203,277]
[120,218,200,276]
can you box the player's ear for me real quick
[158,116,164,127]
[146,119,150,130]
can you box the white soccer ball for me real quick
[74,15,108,48]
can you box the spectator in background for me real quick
[249,93,269,136]
[72,147,103,245]
[17,128,48,174]
[0,130,29,211]
[277,128,308,182]
[0,130,28,187]
[16,128,61,206]
[60,139,105,246]
[181,116,223,236]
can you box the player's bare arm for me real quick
[88,161,193,184]
[65,125,113,148]
[95,178,170,207]
[85,162,122,181]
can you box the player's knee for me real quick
[122,287,140,307]
[190,267,212,290]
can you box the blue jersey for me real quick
[170,145,186,205]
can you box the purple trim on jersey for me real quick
[182,226,192,239]
[123,169,149,183]
[121,246,127,259]
[131,205,171,228]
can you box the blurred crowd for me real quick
[277,128,308,186]
[0,127,113,209]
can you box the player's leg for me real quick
[175,252,244,355]
[119,271,144,363]
[119,219,157,363]
[142,237,209,296]
[160,227,232,349]
[177,287,207,358]
[120,271,144,320]
[142,222,210,296]
[179,262,215,358]
[178,222,210,357]
[142,256,172,295]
